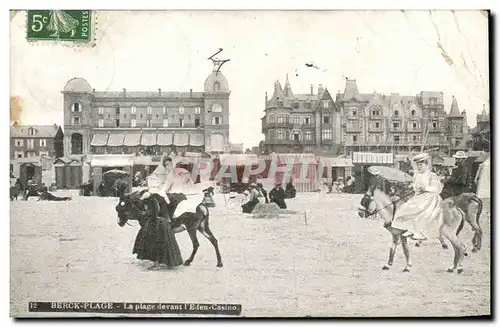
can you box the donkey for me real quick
[358,184,469,274]
[115,187,223,268]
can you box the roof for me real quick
[141,133,157,146]
[189,132,204,147]
[123,133,141,147]
[352,152,394,165]
[449,96,461,117]
[173,133,189,147]
[54,156,81,164]
[91,133,108,146]
[230,143,244,153]
[204,63,229,93]
[90,155,135,167]
[94,91,204,99]
[10,124,60,138]
[107,133,124,147]
[63,77,92,93]
[157,132,173,146]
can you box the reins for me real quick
[361,187,414,218]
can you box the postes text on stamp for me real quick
[27,10,92,42]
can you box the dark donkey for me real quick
[115,187,223,268]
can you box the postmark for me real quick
[26,10,93,43]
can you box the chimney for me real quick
[12,121,18,127]
[310,84,314,95]
[123,88,126,97]
[158,88,162,96]
[318,84,324,94]
[190,89,193,97]
[92,88,95,93]
[53,123,58,130]
[265,91,268,104]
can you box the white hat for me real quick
[452,151,468,159]
[368,166,380,175]
[413,152,430,163]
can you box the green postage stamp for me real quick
[26,10,92,42]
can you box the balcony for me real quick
[428,126,445,133]
[368,126,384,132]
[265,139,298,145]
[345,125,362,133]
[262,121,294,130]
[390,126,405,132]
[407,126,423,132]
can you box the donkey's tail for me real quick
[456,208,465,236]
[469,194,483,228]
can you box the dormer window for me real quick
[277,99,283,107]
[71,103,81,112]
[28,127,35,136]
[352,110,357,117]
[268,114,275,123]
[411,110,416,116]
[147,105,152,115]
[293,102,300,109]
[213,82,220,92]
[179,106,184,115]
[131,106,136,114]
[323,101,329,109]
[394,110,399,116]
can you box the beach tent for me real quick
[475,157,490,199]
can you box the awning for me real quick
[174,133,189,146]
[107,133,125,147]
[91,133,109,146]
[123,133,141,147]
[352,152,394,165]
[189,132,205,147]
[91,154,135,167]
[321,157,354,167]
[157,132,173,146]
[141,133,157,146]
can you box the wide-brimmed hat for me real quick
[367,166,380,175]
[413,152,429,163]
[453,151,468,159]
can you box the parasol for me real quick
[369,166,413,183]
[103,169,130,178]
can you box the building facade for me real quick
[262,77,470,155]
[63,62,230,157]
[10,123,64,159]
[471,104,490,151]
[261,75,343,154]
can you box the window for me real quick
[163,119,168,127]
[353,135,357,142]
[321,129,333,140]
[147,106,152,115]
[393,122,400,128]
[14,139,23,147]
[323,116,330,124]
[98,107,104,115]
[305,116,311,125]
[130,119,136,128]
[412,122,417,129]
[432,121,437,128]
[277,130,284,140]
[163,106,167,115]
[73,117,81,125]
[352,110,357,117]
[39,139,47,147]
[277,99,283,107]
[15,151,23,158]
[305,131,313,141]
[115,119,120,127]
[131,106,136,114]
[293,102,300,109]
[411,110,416,116]
[305,102,311,109]
[98,119,104,127]
[277,114,284,124]
[285,115,290,124]
[268,114,275,123]
[323,101,329,109]
[430,97,436,106]
[115,106,120,115]
[268,129,274,140]
[28,128,35,136]
[372,110,380,116]
[375,134,380,142]
[394,110,399,116]
[375,122,380,128]
[412,135,417,142]
[156,114,159,119]
[293,115,300,125]
[147,119,152,127]
[179,118,184,127]
[213,117,221,125]
[394,135,400,143]
[124,114,127,119]
[72,103,81,112]
[213,82,220,92]
[212,104,222,112]
[140,114,143,119]
[195,107,201,115]
[293,132,300,141]
[39,151,49,157]
[107,114,110,119]
[27,151,36,158]
[27,139,34,149]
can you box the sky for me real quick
[10,10,489,149]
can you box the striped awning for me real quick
[189,132,204,147]
[91,133,109,146]
[320,157,354,167]
[123,133,141,147]
[141,133,157,146]
[174,133,189,146]
[107,133,125,147]
[157,132,173,146]
[352,152,394,165]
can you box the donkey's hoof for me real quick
[183,261,191,266]
[447,268,454,273]
[457,268,464,274]
[382,265,390,270]
[441,244,449,250]
[472,248,478,253]
[217,262,223,268]
[403,268,410,273]
[415,243,420,247]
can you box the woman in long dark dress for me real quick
[134,195,184,269]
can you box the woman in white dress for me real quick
[391,152,443,241]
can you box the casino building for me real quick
[62,62,230,158]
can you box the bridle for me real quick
[359,186,414,218]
